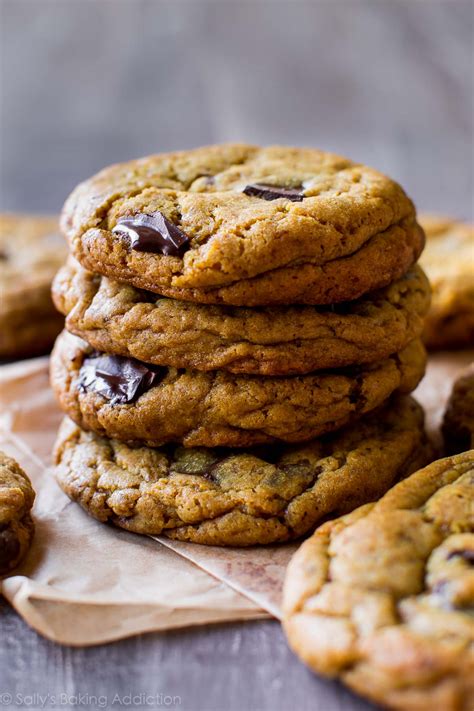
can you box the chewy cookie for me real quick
[0,451,35,574]
[50,331,426,448]
[0,213,66,359]
[53,259,430,375]
[61,144,424,306]
[53,396,430,546]
[283,451,474,711]
[420,215,474,349]
[443,365,474,454]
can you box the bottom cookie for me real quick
[0,451,35,575]
[283,451,474,711]
[53,396,431,547]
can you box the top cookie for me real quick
[283,450,474,711]
[420,215,474,349]
[62,144,423,306]
[0,213,66,358]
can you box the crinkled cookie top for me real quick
[283,451,474,711]
[62,144,418,294]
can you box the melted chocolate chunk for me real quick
[112,212,190,257]
[79,354,165,405]
[243,184,305,202]
[447,549,474,564]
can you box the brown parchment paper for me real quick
[0,350,472,644]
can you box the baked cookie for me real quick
[0,451,35,574]
[50,331,426,448]
[443,365,474,454]
[61,144,424,306]
[0,213,66,359]
[53,396,430,546]
[420,215,474,349]
[283,451,474,711]
[53,259,431,375]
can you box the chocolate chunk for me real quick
[200,457,231,482]
[112,212,190,257]
[79,354,165,405]
[172,449,221,478]
[0,527,20,569]
[243,184,305,202]
[447,549,474,564]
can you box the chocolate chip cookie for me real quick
[420,215,474,349]
[50,331,426,448]
[443,365,474,454]
[53,259,431,375]
[0,213,66,359]
[283,451,474,711]
[0,451,35,574]
[53,396,431,546]
[61,144,424,306]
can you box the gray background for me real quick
[0,0,473,219]
[0,2,472,711]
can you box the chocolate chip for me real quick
[0,250,8,260]
[447,549,474,564]
[112,212,190,257]
[243,184,305,202]
[0,527,20,569]
[78,354,165,405]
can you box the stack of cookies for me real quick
[50,144,432,546]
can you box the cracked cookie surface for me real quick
[50,331,426,448]
[0,213,66,358]
[283,451,474,711]
[443,365,474,454]
[0,451,35,575]
[420,215,474,349]
[53,396,430,546]
[62,144,424,306]
[53,259,431,375]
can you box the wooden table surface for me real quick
[1,598,378,711]
[0,1,472,710]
